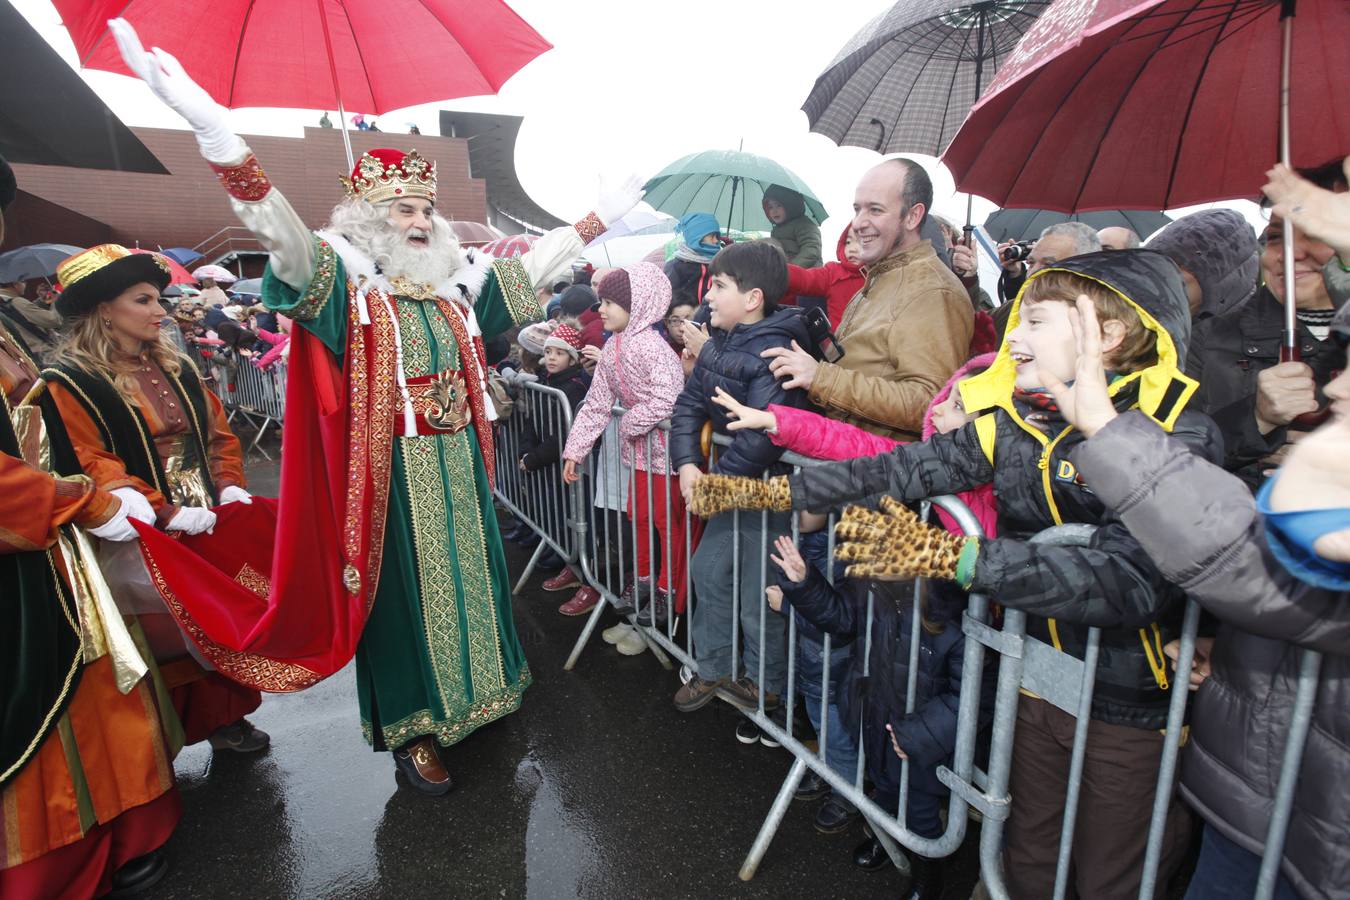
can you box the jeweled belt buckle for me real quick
[421,370,470,433]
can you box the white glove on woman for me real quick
[167,506,217,535]
[594,175,646,228]
[110,486,156,525]
[108,18,245,163]
[219,485,253,505]
[87,497,139,542]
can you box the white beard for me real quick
[347,213,461,286]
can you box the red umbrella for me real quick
[941,0,1350,367]
[480,234,538,259]
[449,220,504,246]
[53,0,552,166]
[942,0,1350,213]
[131,248,195,285]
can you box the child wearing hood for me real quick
[669,241,814,718]
[562,264,688,628]
[664,212,724,309]
[691,250,1224,899]
[785,226,864,329]
[763,185,823,269]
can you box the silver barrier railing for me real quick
[498,396,1321,897]
[491,381,579,596]
[187,345,287,459]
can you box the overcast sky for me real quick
[14,0,1259,243]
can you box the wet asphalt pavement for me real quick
[142,447,982,899]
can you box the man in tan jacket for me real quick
[0,279,62,361]
[764,159,973,441]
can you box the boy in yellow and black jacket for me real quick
[691,249,1222,898]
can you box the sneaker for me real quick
[718,677,780,712]
[673,675,726,713]
[542,567,581,592]
[814,797,860,834]
[558,587,600,616]
[795,771,831,802]
[208,718,270,753]
[735,718,760,744]
[602,622,634,644]
[635,587,670,628]
[615,629,648,656]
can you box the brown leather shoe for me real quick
[719,677,780,712]
[393,736,453,796]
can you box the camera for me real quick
[1001,240,1034,262]
[801,305,844,364]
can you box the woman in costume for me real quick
[42,244,269,753]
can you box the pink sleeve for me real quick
[562,352,616,462]
[769,404,901,461]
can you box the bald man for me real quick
[763,158,973,440]
[1098,226,1142,250]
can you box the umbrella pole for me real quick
[963,9,990,241]
[316,0,356,170]
[1278,1,1296,358]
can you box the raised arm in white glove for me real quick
[219,485,253,505]
[167,506,217,535]
[110,486,156,524]
[87,496,140,542]
[108,18,245,163]
[594,175,646,229]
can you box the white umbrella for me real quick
[191,264,236,284]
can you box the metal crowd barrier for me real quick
[188,345,287,459]
[495,392,1319,899]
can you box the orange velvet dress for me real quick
[0,324,182,900]
[47,354,261,745]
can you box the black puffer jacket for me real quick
[670,307,811,477]
[1075,411,1350,900]
[790,250,1225,728]
[1186,287,1343,491]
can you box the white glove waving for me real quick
[107,18,245,163]
[167,506,217,535]
[110,487,156,525]
[87,496,139,542]
[594,175,646,228]
[219,485,253,505]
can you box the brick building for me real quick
[3,125,489,275]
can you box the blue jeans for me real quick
[1184,824,1299,900]
[800,679,859,810]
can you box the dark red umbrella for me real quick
[53,0,552,166]
[448,220,504,246]
[130,247,195,285]
[942,0,1350,212]
[942,0,1350,365]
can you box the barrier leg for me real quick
[512,541,546,596]
[738,756,809,882]
[563,594,609,672]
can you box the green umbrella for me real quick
[641,150,829,232]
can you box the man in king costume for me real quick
[111,20,644,794]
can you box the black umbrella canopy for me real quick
[0,2,167,174]
[803,0,1050,156]
[983,208,1173,244]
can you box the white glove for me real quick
[87,497,139,542]
[108,18,245,163]
[594,175,646,228]
[111,487,156,525]
[167,506,217,535]
[220,485,253,505]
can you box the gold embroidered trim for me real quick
[209,154,273,202]
[491,257,542,328]
[42,369,170,499]
[363,667,531,749]
[291,237,338,321]
[235,563,270,598]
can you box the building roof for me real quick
[439,111,565,234]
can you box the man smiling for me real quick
[763,158,973,440]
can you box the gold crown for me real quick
[339,149,437,205]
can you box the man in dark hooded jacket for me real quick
[1147,208,1259,319]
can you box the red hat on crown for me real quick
[340,148,436,205]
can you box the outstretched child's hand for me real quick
[834,497,973,584]
[768,535,808,583]
[765,585,784,613]
[711,387,778,432]
[1040,295,1119,438]
[562,458,581,484]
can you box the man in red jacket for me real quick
[785,226,862,328]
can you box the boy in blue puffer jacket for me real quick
[670,240,812,715]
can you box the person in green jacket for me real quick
[763,184,823,268]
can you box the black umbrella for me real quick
[983,209,1172,244]
[802,0,1050,158]
[0,243,84,282]
[1,2,166,174]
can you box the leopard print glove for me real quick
[689,474,792,518]
[834,496,975,583]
